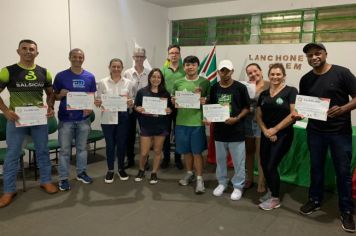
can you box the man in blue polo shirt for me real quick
[53,48,96,191]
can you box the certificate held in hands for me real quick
[295,95,330,121]
[66,92,94,110]
[101,94,127,112]
[203,104,230,122]
[175,91,200,109]
[142,96,167,115]
[15,106,47,127]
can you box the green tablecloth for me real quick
[278,125,356,188]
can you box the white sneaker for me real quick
[213,184,226,197]
[258,197,281,210]
[195,179,205,194]
[230,188,242,201]
[178,173,195,186]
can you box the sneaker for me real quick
[160,159,170,169]
[299,200,321,215]
[213,184,226,197]
[259,198,281,210]
[118,170,129,181]
[76,172,93,184]
[259,191,271,203]
[134,170,145,182]
[178,172,195,186]
[58,179,71,191]
[341,212,356,233]
[230,188,242,201]
[195,178,205,194]
[104,171,114,184]
[149,173,158,185]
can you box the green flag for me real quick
[199,46,217,85]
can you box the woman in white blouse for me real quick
[95,58,134,183]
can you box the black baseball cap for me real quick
[303,43,327,53]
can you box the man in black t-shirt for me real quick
[209,60,250,200]
[298,43,356,233]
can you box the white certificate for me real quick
[66,92,94,110]
[175,91,200,109]
[203,104,230,122]
[142,96,167,115]
[101,94,127,112]
[239,81,256,99]
[15,106,47,127]
[295,95,330,121]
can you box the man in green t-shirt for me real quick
[173,55,210,194]
[0,39,58,208]
[161,45,185,170]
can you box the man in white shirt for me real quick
[123,47,150,168]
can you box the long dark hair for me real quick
[147,68,167,93]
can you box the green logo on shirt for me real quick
[276,98,284,105]
[25,71,37,81]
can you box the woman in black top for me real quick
[134,68,172,184]
[256,63,298,210]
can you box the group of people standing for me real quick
[0,39,355,233]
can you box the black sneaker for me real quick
[104,171,114,184]
[149,173,158,185]
[341,212,356,233]
[299,200,321,215]
[134,170,145,182]
[160,159,170,169]
[118,170,129,181]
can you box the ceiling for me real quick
[143,0,237,8]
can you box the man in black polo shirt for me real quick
[298,43,356,233]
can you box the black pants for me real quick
[260,129,294,198]
[163,108,181,162]
[126,111,137,163]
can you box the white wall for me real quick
[0,0,168,147]
[69,0,168,79]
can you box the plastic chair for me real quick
[87,112,104,156]
[25,116,60,180]
[0,113,26,191]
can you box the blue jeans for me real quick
[307,129,354,213]
[215,141,246,189]
[3,121,52,193]
[58,119,91,180]
[101,112,129,171]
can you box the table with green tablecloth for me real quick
[277,125,356,189]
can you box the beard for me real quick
[311,59,326,69]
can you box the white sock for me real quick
[197,176,203,181]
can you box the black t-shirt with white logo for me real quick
[210,81,250,142]
[257,85,298,134]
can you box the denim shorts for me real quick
[175,125,207,154]
[244,115,261,138]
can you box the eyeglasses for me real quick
[134,55,146,58]
[168,52,180,55]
